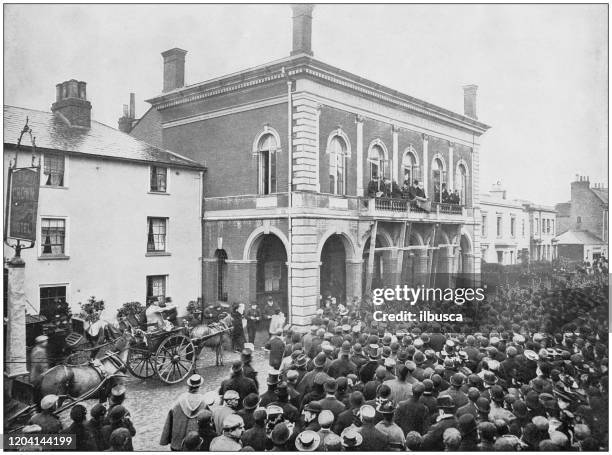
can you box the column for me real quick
[292,96,319,191]
[385,250,400,286]
[6,255,28,378]
[422,134,429,193]
[202,259,217,303]
[345,259,364,302]
[291,218,320,328]
[356,115,364,196]
[437,245,455,288]
[392,125,399,183]
[448,141,454,191]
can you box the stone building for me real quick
[129,5,490,326]
[555,175,608,262]
[3,80,205,322]
[523,201,557,261]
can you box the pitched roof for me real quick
[554,229,605,245]
[3,105,205,170]
[591,187,608,205]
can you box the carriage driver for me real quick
[146,297,178,330]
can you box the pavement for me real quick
[59,333,272,451]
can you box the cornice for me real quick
[147,55,490,135]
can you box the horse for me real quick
[189,313,232,366]
[38,331,132,402]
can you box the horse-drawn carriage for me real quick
[121,307,232,384]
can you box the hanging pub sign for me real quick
[5,166,40,243]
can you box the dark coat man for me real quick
[327,350,357,378]
[218,363,258,407]
[314,380,346,420]
[240,411,268,451]
[357,416,389,450]
[85,405,109,451]
[160,384,206,451]
[420,414,459,451]
[265,333,286,370]
[395,383,430,435]
[359,359,379,384]
[245,304,261,344]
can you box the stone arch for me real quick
[431,152,447,172]
[317,229,357,261]
[359,226,393,257]
[243,225,290,261]
[251,125,282,155]
[325,128,352,157]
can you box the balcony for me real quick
[203,191,468,223]
[360,197,467,222]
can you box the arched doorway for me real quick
[256,234,288,314]
[320,235,347,304]
[401,233,423,286]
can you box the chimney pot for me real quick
[291,4,314,56]
[51,80,92,128]
[162,48,187,93]
[462,85,478,119]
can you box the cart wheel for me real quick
[155,334,195,384]
[126,347,156,379]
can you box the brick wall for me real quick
[162,103,288,197]
[130,107,164,149]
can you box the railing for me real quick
[433,202,464,215]
[374,197,410,212]
[204,193,289,211]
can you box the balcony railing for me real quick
[362,197,465,218]
[434,202,464,215]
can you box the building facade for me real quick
[130,5,490,326]
[480,184,530,265]
[3,81,204,323]
[556,175,608,242]
[480,183,557,265]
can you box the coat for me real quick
[315,396,346,420]
[357,422,389,451]
[395,397,429,435]
[421,415,458,451]
[29,344,49,387]
[240,424,267,451]
[160,392,208,450]
[218,373,258,406]
[265,336,286,370]
[62,422,97,451]
[29,411,62,433]
[85,418,108,451]
[101,420,136,451]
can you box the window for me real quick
[258,134,278,195]
[497,251,504,263]
[510,251,514,264]
[535,218,539,234]
[328,136,347,195]
[43,152,65,186]
[522,219,526,237]
[432,158,446,203]
[368,144,387,181]
[150,166,167,192]
[401,148,419,186]
[455,163,467,205]
[481,214,488,237]
[496,215,502,237]
[264,261,282,292]
[41,218,66,255]
[510,216,516,237]
[551,219,555,236]
[40,286,67,322]
[216,249,228,301]
[146,275,166,303]
[147,218,167,252]
[577,216,582,224]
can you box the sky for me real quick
[4,4,608,206]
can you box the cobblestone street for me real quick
[61,342,272,451]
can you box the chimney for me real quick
[51,80,92,128]
[462,84,478,119]
[291,4,314,56]
[162,48,187,92]
[118,93,136,134]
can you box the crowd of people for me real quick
[22,272,607,451]
[366,178,462,206]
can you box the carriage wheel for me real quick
[126,347,156,379]
[154,334,196,384]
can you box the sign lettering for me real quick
[6,167,40,242]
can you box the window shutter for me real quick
[270,150,277,193]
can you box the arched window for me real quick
[401,148,419,186]
[257,133,278,195]
[455,163,467,205]
[368,144,387,181]
[432,157,446,203]
[328,136,347,195]
[215,249,228,301]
